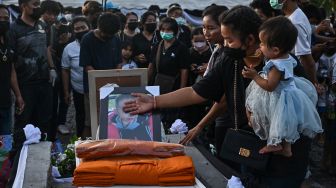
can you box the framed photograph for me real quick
[88,69,148,138]
[99,86,161,141]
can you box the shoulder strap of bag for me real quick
[155,41,163,74]
[233,60,238,130]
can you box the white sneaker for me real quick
[58,124,70,134]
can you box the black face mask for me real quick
[145,23,157,33]
[223,46,246,58]
[127,22,138,31]
[0,21,9,35]
[75,30,89,41]
[30,7,42,20]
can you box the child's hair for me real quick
[191,27,204,38]
[121,41,133,50]
[259,16,298,54]
[116,94,134,108]
[219,6,262,44]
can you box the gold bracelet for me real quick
[153,96,157,109]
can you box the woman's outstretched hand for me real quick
[179,126,202,145]
[123,93,155,115]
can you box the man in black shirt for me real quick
[9,0,53,143]
[80,13,122,137]
[0,4,24,136]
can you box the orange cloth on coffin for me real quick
[73,155,195,187]
[76,139,185,160]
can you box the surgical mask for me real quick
[127,22,138,31]
[160,31,174,41]
[223,46,246,58]
[31,7,42,20]
[175,17,186,25]
[145,23,157,33]
[193,42,206,50]
[269,0,283,10]
[0,21,9,35]
[75,30,89,41]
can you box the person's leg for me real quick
[57,79,68,125]
[36,82,53,141]
[83,93,91,137]
[73,90,85,137]
[0,107,12,135]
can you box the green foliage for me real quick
[51,136,78,178]
[310,0,336,15]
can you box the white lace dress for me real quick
[245,56,323,146]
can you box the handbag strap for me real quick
[233,60,238,130]
[155,41,164,74]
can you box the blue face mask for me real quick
[269,0,283,10]
[160,31,174,41]
[175,17,186,25]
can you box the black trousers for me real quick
[72,90,85,137]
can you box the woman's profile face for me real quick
[221,24,243,49]
[117,99,138,126]
[202,15,222,44]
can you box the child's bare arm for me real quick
[242,66,281,92]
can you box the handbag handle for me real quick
[155,41,164,74]
[233,60,238,130]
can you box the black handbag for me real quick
[153,41,177,94]
[219,61,269,170]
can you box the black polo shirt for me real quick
[132,31,161,68]
[0,41,14,108]
[151,40,190,77]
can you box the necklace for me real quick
[0,48,7,62]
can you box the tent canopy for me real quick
[2,0,251,10]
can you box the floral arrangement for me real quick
[51,136,77,178]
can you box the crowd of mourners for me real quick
[1,0,336,187]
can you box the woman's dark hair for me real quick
[259,16,298,54]
[82,1,102,16]
[159,17,178,36]
[115,12,126,30]
[191,27,204,38]
[148,5,160,16]
[249,0,275,18]
[126,12,138,20]
[140,11,157,25]
[71,16,90,31]
[121,41,133,50]
[301,3,322,23]
[202,5,228,26]
[40,0,61,15]
[97,13,121,35]
[219,5,262,44]
[0,4,9,14]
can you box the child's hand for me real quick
[242,65,258,79]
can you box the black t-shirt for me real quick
[0,42,14,108]
[177,25,192,48]
[8,18,49,85]
[79,31,121,92]
[132,31,161,68]
[192,47,310,177]
[189,47,212,83]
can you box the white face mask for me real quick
[193,42,206,49]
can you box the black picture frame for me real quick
[99,86,161,141]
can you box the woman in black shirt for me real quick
[132,11,161,68]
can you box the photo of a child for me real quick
[107,94,153,141]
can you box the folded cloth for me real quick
[73,156,195,187]
[76,139,185,160]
